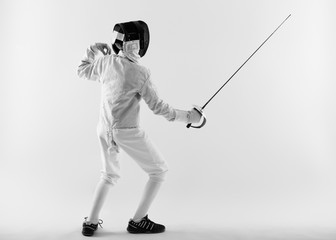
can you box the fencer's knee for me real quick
[100,171,120,186]
[149,169,168,183]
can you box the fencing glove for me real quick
[174,108,202,124]
[94,43,112,55]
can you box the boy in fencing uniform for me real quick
[78,20,201,236]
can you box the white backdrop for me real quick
[1,0,336,239]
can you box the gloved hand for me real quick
[95,43,112,55]
[189,108,202,123]
[174,107,202,124]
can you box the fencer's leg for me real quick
[87,126,120,224]
[87,157,120,223]
[132,172,167,222]
[87,179,110,224]
[112,128,168,222]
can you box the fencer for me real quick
[77,20,202,236]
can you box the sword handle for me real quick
[186,106,207,129]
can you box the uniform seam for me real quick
[138,72,151,94]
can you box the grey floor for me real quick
[2,195,336,240]
[2,224,336,240]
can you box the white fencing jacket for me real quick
[78,45,177,130]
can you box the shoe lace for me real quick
[146,218,154,224]
[84,217,104,228]
[98,219,103,228]
[143,217,156,227]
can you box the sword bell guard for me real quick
[186,105,207,129]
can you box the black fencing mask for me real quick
[112,20,150,57]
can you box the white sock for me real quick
[132,178,162,222]
[87,179,110,224]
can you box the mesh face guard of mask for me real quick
[112,20,150,57]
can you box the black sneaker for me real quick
[82,217,103,237]
[127,215,165,234]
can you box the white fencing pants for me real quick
[99,126,168,184]
[87,126,168,223]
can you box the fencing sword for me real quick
[187,14,292,129]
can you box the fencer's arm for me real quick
[139,76,201,124]
[77,43,109,82]
[139,76,176,122]
[174,109,201,124]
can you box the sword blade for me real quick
[201,14,291,110]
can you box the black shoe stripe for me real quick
[129,223,139,229]
[129,219,162,233]
[83,226,97,230]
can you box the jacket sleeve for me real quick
[139,75,177,122]
[77,44,107,83]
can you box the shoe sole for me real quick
[82,230,96,237]
[127,226,165,234]
[82,233,94,237]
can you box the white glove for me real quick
[189,108,202,123]
[174,108,202,124]
[94,43,112,55]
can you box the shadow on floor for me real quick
[58,226,336,240]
